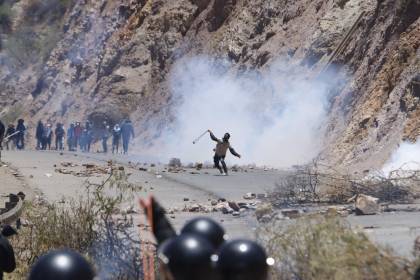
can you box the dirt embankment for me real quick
[0,0,418,169]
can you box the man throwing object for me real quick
[208,130,241,176]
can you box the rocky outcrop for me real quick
[323,0,420,170]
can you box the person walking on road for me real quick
[15,119,26,150]
[112,124,122,154]
[4,124,16,150]
[101,122,110,153]
[0,121,4,150]
[121,120,135,155]
[85,121,93,152]
[42,123,53,150]
[35,121,44,150]
[67,123,75,151]
[208,130,241,176]
[74,122,82,150]
[80,129,88,152]
[55,123,65,151]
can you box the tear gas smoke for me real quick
[382,139,420,174]
[158,56,342,168]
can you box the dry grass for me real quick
[8,169,145,280]
[259,216,417,280]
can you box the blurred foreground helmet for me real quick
[28,249,95,280]
[415,265,420,280]
[181,217,226,248]
[216,239,272,280]
[158,234,219,280]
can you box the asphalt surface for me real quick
[1,149,280,239]
[2,149,420,257]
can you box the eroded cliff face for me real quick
[0,0,418,169]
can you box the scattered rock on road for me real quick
[55,163,111,177]
[326,206,352,217]
[61,162,78,167]
[256,193,266,199]
[255,203,272,220]
[228,201,240,211]
[243,192,256,200]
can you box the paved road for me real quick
[1,150,281,239]
[2,149,420,257]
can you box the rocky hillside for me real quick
[0,0,419,169]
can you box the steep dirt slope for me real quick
[323,0,420,170]
[0,0,418,169]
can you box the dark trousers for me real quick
[16,134,24,150]
[86,139,91,152]
[56,137,63,150]
[102,138,108,153]
[214,154,227,174]
[67,137,73,151]
[36,138,42,149]
[5,138,15,150]
[112,137,120,154]
[41,137,51,150]
[74,136,80,150]
[122,137,130,154]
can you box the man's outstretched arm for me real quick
[229,147,241,158]
[208,130,220,143]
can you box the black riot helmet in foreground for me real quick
[28,249,95,280]
[215,239,272,280]
[158,234,220,280]
[181,217,226,249]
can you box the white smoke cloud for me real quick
[158,56,341,168]
[382,140,420,174]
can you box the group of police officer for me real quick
[0,197,272,280]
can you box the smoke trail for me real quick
[382,139,420,174]
[158,56,342,168]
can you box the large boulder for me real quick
[355,194,379,215]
